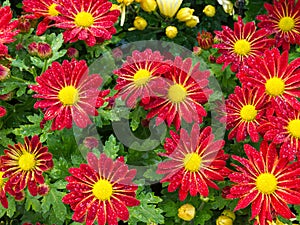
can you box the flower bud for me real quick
[0,106,6,118]
[197,31,213,50]
[203,5,216,17]
[67,47,79,59]
[37,42,53,59]
[176,7,194,22]
[133,16,148,30]
[27,42,38,56]
[165,26,178,39]
[193,46,202,56]
[140,0,157,12]
[18,16,31,33]
[83,136,99,149]
[221,210,236,221]
[0,64,10,82]
[0,92,14,101]
[112,48,123,60]
[216,215,233,225]
[185,15,199,28]
[178,203,195,221]
[208,54,216,63]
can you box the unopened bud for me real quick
[0,64,10,81]
[176,7,194,22]
[27,42,38,56]
[83,136,99,149]
[203,5,216,17]
[18,16,31,33]
[67,47,79,59]
[0,106,6,118]
[165,26,178,39]
[133,16,148,30]
[37,43,52,59]
[178,203,195,221]
[140,0,157,12]
[216,215,233,225]
[185,15,199,28]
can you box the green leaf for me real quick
[25,194,41,212]
[6,195,16,218]
[127,191,164,225]
[103,134,121,160]
[129,106,147,131]
[0,129,14,148]
[51,33,64,52]
[143,165,163,182]
[193,207,213,225]
[41,187,67,223]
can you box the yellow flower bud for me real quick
[203,5,216,17]
[140,0,157,12]
[165,26,178,39]
[218,0,235,15]
[110,4,121,12]
[185,15,199,28]
[221,210,236,221]
[216,215,233,225]
[178,203,195,221]
[118,0,134,6]
[133,16,148,30]
[176,7,194,22]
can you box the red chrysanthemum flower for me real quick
[197,30,213,50]
[22,0,60,35]
[0,6,19,56]
[144,56,212,130]
[213,16,274,73]
[239,48,300,110]
[62,153,140,225]
[157,124,230,201]
[0,135,53,197]
[29,59,108,130]
[53,0,120,46]
[257,0,300,51]
[114,49,170,108]
[258,102,300,160]
[223,86,268,142]
[228,141,300,225]
[0,171,8,208]
[0,106,6,117]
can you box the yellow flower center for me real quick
[0,172,4,187]
[58,86,79,106]
[265,77,285,97]
[48,3,59,16]
[278,16,295,32]
[133,69,151,87]
[287,119,300,139]
[256,173,277,194]
[168,84,187,103]
[18,152,36,171]
[74,12,94,28]
[92,179,113,201]
[183,153,202,172]
[233,39,251,56]
[240,104,257,122]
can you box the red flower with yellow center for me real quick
[62,153,140,225]
[0,135,53,197]
[29,59,108,130]
[259,102,300,160]
[53,0,120,46]
[114,49,170,108]
[213,16,274,73]
[239,48,300,111]
[228,141,300,225]
[144,56,212,130]
[0,6,19,56]
[22,0,60,35]
[224,86,267,142]
[257,0,300,51]
[157,125,230,201]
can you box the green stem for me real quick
[10,75,29,84]
[41,59,49,75]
